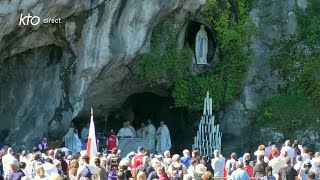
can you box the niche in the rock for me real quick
[73,92,200,154]
[186,21,216,64]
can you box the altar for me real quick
[118,138,148,157]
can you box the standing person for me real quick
[281,140,295,166]
[132,147,146,169]
[243,160,253,178]
[135,156,154,178]
[93,158,107,180]
[226,152,237,177]
[156,121,171,155]
[230,161,250,180]
[301,147,310,163]
[76,155,95,179]
[136,171,147,180]
[167,154,187,180]
[211,150,225,180]
[310,152,320,179]
[127,121,137,138]
[187,159,198,179]
[34,166,47,180]
[181,150,192,169]
[37,138,49,152]
[202,156,214,175]
[68,160,79,180]
[106,130,118,153]
[254,154,268,179]
[2,147,15,179]
[63,123,78,154]
[8,158,25,180]
[265,142,274,158]
[73,128,83,153]
[277,157,298,180]
[294,156,303,172]
[261,166,276,180]
[81,123,90,149]
[269,148,284,177]
[117,122,134,138]
[137,123,146,138]
[144,118,156,154]
[299,160,313,180]
[254,145,269,162]
[157,165,170,180]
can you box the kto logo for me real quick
[19,13,40,26]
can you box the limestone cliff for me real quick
[219,0,307,154]
[0,0,205,149]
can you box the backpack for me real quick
[172,164,183,180]
[281,167,292,180]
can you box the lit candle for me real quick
[203,98,206,115]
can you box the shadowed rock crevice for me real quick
[0,0,204,149]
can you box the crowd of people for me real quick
[63,119,172,157]
[0,139,319,180]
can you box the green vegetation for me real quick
[173,0,254,110]
[251,94,320,138]
[138,0,254,110]
[137,21,193,86]
[252,0,320,138]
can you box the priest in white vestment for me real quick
[128,121,137,137]
[156,121,171,155]
[63,123,80,154]
[145,119,156,153]
[136,122,146,138]
[117,122,134,138]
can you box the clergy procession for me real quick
[0,95,319,180]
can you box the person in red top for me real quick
[132,146,146,168]
[106,129,118,153]
[243,160,253,178]
[157,165,170,180]
[269,146,280,160]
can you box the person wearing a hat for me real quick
[132,147,146,169]
[299,160,313,180]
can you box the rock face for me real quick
[219,0,304,155]
[0,0,204,149]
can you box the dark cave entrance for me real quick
[73,92,201,154]
[186,21,216,63]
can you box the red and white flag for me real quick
[86,108,97,159]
